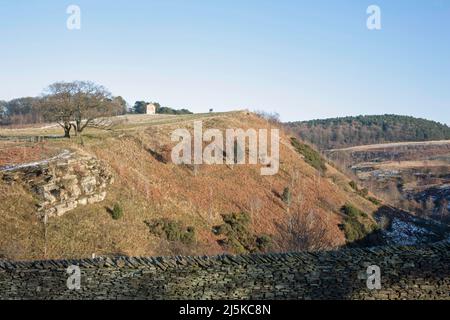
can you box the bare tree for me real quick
[208,186,214,224]
[277,210,335,252]
[248,196,263,220]
[437,198,449,220]
[422,197,436,217]
[40,81,121,138]
[71,81,120,134]
[40,82,78,138]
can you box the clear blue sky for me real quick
[0,0,449,123]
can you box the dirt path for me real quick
[329,139,450,152]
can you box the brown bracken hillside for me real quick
[0,111,379,261]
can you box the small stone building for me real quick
[146,103,157,115]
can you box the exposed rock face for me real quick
[1,151,114,218]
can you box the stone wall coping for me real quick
[1,240,448,271]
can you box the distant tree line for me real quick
[0,97,45,125]
[286,115,450,150]
[132,101,192,115]
[254,110,281,124]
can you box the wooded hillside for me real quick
[286,115,450,150]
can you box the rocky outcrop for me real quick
[1,151,114,218]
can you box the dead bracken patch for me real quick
[0,143,60,167]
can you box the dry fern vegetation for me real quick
[0,111,379,261]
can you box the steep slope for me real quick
[0,112,380,261]
[286,114,450,150]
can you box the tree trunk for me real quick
[76,119,82,132]
[64,124,71,138]
[71,123,78,136]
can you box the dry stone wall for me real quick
[0,150,114,218]
[0,241,448,300]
